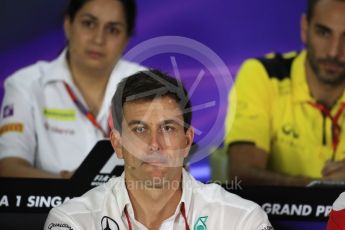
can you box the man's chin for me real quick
[316,72,345,85]
[141,163,165,175]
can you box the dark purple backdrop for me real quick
[1,0,327,229]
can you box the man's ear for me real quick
[301,14,309,45]
[183,127,195,158]
[64,16,71,41]
[110,130,123,159]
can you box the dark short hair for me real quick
[306,0,320,21]
[66,0,136,36]
[111,70,192,133]
[306,0,345,22]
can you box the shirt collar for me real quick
[291,50,313,103]
[180,169,194,215]
[112,172,132,216]
[42,49,74,86]
[41,49,134,120]
[113,169,194,219]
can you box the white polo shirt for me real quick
[0,50,144,174]
[44,170,272,230]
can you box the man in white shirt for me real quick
[44,70,272,229]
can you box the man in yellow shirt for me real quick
[225,0,345,186]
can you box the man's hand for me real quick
[322,159,345,181]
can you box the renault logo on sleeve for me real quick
[101,216,119,230]
[282,123,299,138]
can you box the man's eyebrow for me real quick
[128,120,145,126]
[315,23,331,32]
[161,119,181,126]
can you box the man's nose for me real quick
[327,36,343,59]
[148,130,161,152]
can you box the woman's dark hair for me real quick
[111,69,192,133]
[66,0,137,36]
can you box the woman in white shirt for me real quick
[0,0,143,178]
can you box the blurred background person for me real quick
[225,0,345,186]
[0,0,144,178]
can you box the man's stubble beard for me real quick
[306,43,345,86]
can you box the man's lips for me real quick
[141,156,169,166]
[143,160,167,166]
[319,62,344,73]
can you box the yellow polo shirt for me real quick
[225,50,345,178]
